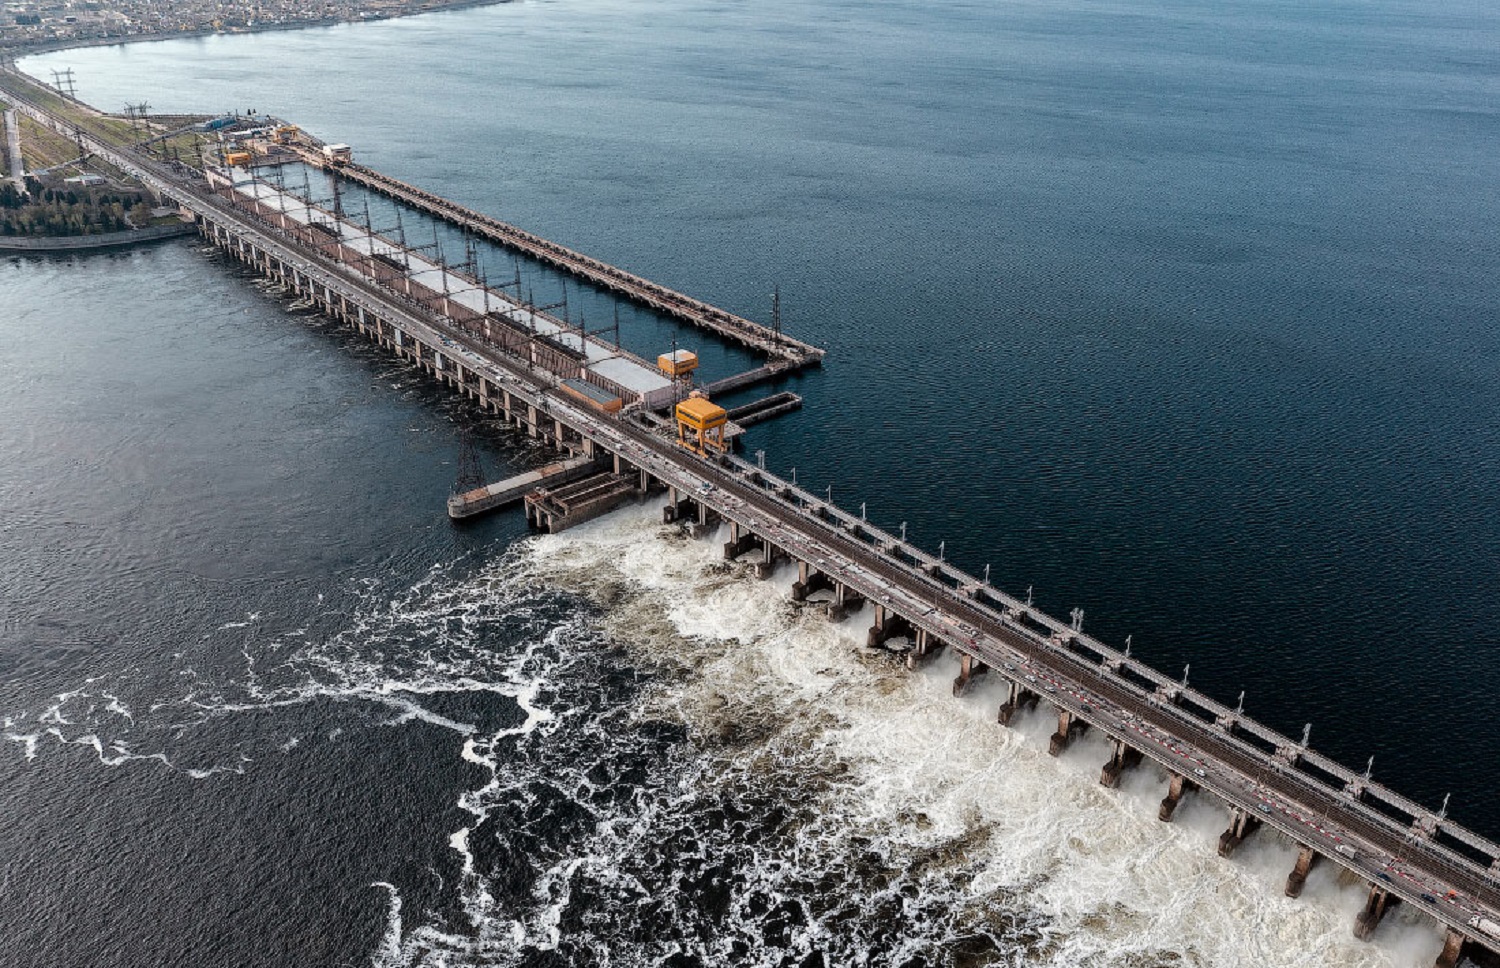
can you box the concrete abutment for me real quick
[905,627,944,669]
[866,604,910,648]
[1158,772,1195,822]
[952,651,987,697]
[1217,808,1261,858]
[1434,929,1467,968]
[997,679,1038,725]
[1354,885,1398,940]
[1047,707,1089,756]
[1099,740,1142,787]
[1285,844,1318,898]
[791,560,833,602]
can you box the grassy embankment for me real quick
[1,69,208,161]
[1,77,205,235]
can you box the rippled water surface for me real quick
[6,0,1500,963]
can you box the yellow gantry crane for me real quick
[674,392,729,455]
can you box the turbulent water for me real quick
[6,0,1500,964]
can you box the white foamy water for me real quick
[0,557,566,776]
[415,498,1447,968]
[1,499,1456,967]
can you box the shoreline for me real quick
[0,220,196,252]
[2,0,512,63]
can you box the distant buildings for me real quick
[0,0,497,54]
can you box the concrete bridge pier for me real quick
[611,453,655,495]
[687,500,719,537]
[905,627,944,669]
[997,679,1038,725]
[723,521,759,560]
[1353,884,1398,940]
[720,524,784,579]
[662,486,712,529]
[1217,808,1261,857]
[1048,708,1088,756]
[866,604,911,648]
[791,561,833,602]
[1284,845,1319,898]
[661,486,683,522]
[828,582,864,622]
[952,652,987,697]
[1434,928,1466,968]
[753,541,782,579]
[1158,773,1194,822]
[1100,740,1142,787]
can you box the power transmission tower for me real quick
[453,426,486,494]
[50,68,76,98]
[122,102,150,136]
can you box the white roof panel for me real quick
[235,176,675,399]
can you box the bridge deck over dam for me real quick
[296,147,825,368]
[4,70,1496,967]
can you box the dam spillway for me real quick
[3,69,1497,967]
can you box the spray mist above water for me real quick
[0,497,1451,968]
[368,501,1450,968]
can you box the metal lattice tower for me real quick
[453,427,486,494]
[50,68,76,99]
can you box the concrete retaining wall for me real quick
[0,221,194,252]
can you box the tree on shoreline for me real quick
[0,182,147,236]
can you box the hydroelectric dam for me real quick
[5,68,1498,968]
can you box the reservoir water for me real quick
[5,0,1500,964]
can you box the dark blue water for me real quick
[8,0,1500,964]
